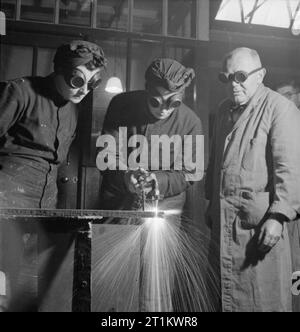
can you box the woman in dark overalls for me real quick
[0,40,107,311]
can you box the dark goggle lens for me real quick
[68,70,102,90]
[169,99,182,109]
[149,96,161,108]
[219,71,248,84]
[70,75,85,88]
[149,95,182,109]
[88,76,102,90]
[234,71,248,83]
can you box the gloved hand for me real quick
[124,168,159,199]
[124,168,148,194]
[143,173,160,200]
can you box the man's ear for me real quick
[296,92,300,109]
[259,68,267,82]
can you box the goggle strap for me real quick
[248,67,264,76]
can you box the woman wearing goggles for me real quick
[64,67,102,91]
[55,65,102,104]
[147,88,183,120]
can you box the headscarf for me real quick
[145,58,195,92]
[53,40,107,71]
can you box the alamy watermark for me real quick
[96,127,204,181]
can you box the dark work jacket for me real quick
[98,90,203,211]
[0,75,78,209]
[0,75,78,165]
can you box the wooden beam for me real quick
[16,0,21,21]
[128,0,133,32]
[196,0,210,41]
[91,0,98,28]
[4,20,206,47]
[210,27,300,51]
[54,0,59,24]
[126,37,132,91]
[162,0,168,36]
[72,223,92,312]
[32,45,38,76]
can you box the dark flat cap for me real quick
[145,58,195,91]
[54,40,107,70]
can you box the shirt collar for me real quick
[229,83,265,112]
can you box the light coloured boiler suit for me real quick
[205,84,300,312]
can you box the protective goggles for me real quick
[218,67,263,84]
[64,68,102,90]
[148,91,182,109]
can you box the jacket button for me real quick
[80,281,88,288]
[60,177,69,183]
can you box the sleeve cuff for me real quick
[268,201,297,221]
[154,171,168,197]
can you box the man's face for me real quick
[56,65,101,104]
[147,86,182,120]
[277,84,300,108]
[223,54,264,106]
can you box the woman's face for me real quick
[147,86,183,120]
[55,65,101,104]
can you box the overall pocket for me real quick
[238,191,270,229]
[241,136,266,171]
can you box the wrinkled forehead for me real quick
[223,53,260,73]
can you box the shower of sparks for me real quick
[92,203,220,312]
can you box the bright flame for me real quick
[92,208,220,312]
[145,216,165,230]
[164,209,182,216]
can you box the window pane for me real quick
[215,0,243,23]
[133,0,162,34]
[21,0,55,23]
[37,48,56,77]
[97,0,128,30]
[251,0,290,28]
[215,0,292,29]
[0,45,33,80]
[59,0,92,26]
[168,0,196,38]
[0,0,16,19]
[165,46,195,109]
[130,41,163,90]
